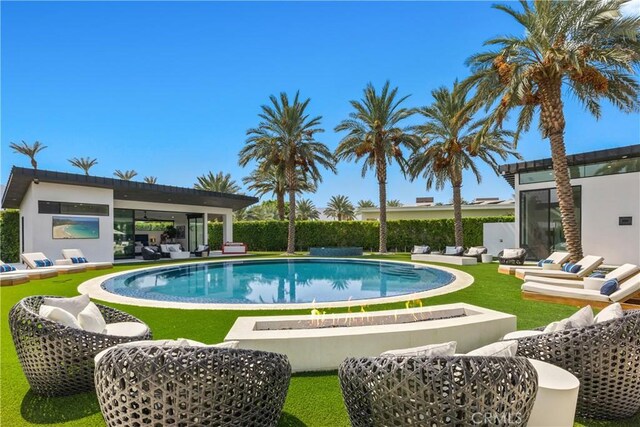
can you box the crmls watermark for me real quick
[471,412,523,425]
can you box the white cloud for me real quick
[621,0,640,16]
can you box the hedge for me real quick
[209,216,514,252]
[1,210,20,262]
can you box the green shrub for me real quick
[209,216,514,252]
[0,210,20,262]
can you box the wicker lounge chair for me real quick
[339,356,538,427]
[514,310,640,420]
[9,295,152,396]
[141,246,161,260]
[498,248,527,265]
[463,246,488,261]
[95,345,291,427]
[193,244,210,257]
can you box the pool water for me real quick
[102,259,455,304]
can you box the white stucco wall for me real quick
[515,171,640,265]
[483,222,516,256]
[19,182,114,262]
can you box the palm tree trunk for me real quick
[30,158,37,170]
[376,154,388,253]
[276,191,285,221]
[540,80,583,262]
[286,163,296,254]
[452,179,464,247]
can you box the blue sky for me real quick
[2,1,638,206]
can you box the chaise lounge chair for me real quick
[0,272,30,286]
[61,249,113,270]
[521,273,640,309]
[498,251,570,275]
[410,245,431,255]
[1,260,58,280]
[21,252,87,274]
[517,255,604,280]
[525,264,640,289]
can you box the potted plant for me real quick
[162,225,178,243]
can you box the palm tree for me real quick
[296,198,320,220]
[465,0,640,261]
[324,195,356,221]
[356,199,377,211]
[409,81,520,246]
[114,169,138,181]
[68,157,98,175]
[9,140,47,170]
[387,199,403,207]
[143,176,158,184]
[194,171,241,194]
[335,81,419,252]
[242,165,316,220]
[242,92,336,254]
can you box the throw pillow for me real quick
[568,305,594,328]
[380,341,457,357]
[0,264,17,272]
[39,305,81,329]
[594,303,624,323]
[43,294,91,317]
[34,260,46,268]
[77,302,107,333]
[78,257,88,263]
[569,264,582,274]
[502,249,519,258]
[600,279,619,296]
[168,246,178,252]
[444,246,457,255]
[467,340,518,357]
[562,262,574,272]
[590,272,606,278]
[70,257,80,264]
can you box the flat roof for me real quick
[359,200,514,213]
[1,166,258,210]
[499,144,640,187]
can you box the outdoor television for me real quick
[52,216,100,239]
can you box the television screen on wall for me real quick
[52,216,100,239]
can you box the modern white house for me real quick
[359,197,515,221]
[1,167,257,262]
[499,144,640,265]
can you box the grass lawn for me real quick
[1,252,638,426]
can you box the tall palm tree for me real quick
[387,199,403,207]
[68,157,98,175]
[335,81,419,252]
[194,172,241,194]
[410,82,520,246]
[465,0,640,261]
[114,169,138,181]
[242,92,336,254]
[242,165,316,220]
[357,199,376,210]
[296,198,320,220]
[324,195,356,221]
[143,176,158,184]
[9,140,47,170]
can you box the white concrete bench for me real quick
[411,253,477,265]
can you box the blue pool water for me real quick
[102,259,455,304]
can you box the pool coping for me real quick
[77,257,474,311]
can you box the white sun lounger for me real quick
[498,251,571,275]
[517,255,603,280]
[0,272,30,286]
[21,252,87,274]
[1,260,58,279]
[525,264,640,289]
[61,249,113,270]
[522,273,640,309]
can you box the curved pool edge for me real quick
[77,257,475,311]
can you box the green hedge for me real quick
[1,210,20,262]
[209,216,514,252]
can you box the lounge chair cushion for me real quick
[467,340,518,357]
[35,259,54,267]
[605,264,640,282]
[39,305,81,329]
[43,294,90,317]
[600,279,619,296]
[103,322,150,337]
[537,259,553,267]
[522,282,611,302]
[594,303,624,323]
[412,245,430,254]
[503,248,524,258]
[563,263,582,273]
[610,274,640,302]
[77,302,107,333]
[0,264,17,272]
[380,341,456,357]
[70,257,88,264]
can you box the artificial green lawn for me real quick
[1,253,638,426]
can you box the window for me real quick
[520,186,581,260]
[38,201,109,216]
[519,157,639,185]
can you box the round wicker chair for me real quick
[515,309,640,420]
[338,356,538,427]
[94,345,292,427]
[9,295,152,397]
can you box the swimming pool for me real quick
[100,259,456,305]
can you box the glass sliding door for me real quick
[520,186,581,260]
[114,209,135,259]
[187,214,204,252]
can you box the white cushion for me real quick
[503,249,523,258]
[594,303,624,323]
[168,246,178,252]
[502,330,544,340]
[444,246,457,255]
[606,264,640,281]
[103,322,149,337]
[39,305,81,329]
[43,294,90,317]
[466,247,482,256]
[94,339,239,364]
[567,305,594,328]
[543,319,571,333]
[380,341,456,357]
[467,340,518,357]
[197,245,207,251]
[62,249,83,259]
[77,302,107,333]
[610,274,640,302]
[211,340,240,349]
[521,282,611,302]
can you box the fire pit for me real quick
[225,303,516,372]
